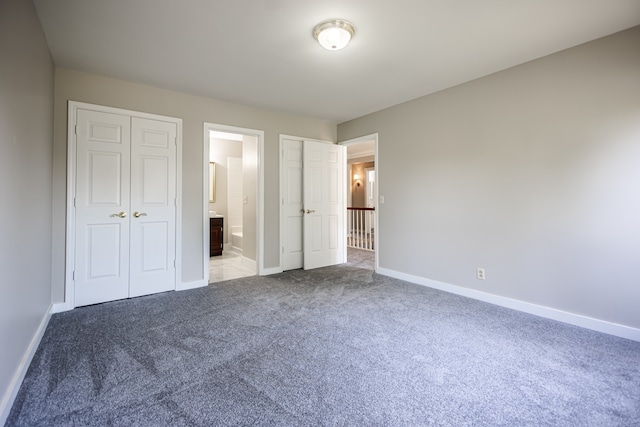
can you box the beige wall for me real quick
[52,68,336,301]
[0,0,54,419]
[338,26,640,329]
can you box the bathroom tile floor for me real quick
[209,250,256,283]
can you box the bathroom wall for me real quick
[209,137,242,244]
[227,157,243,247]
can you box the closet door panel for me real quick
[129,117,177,298]
[74,109,131,306]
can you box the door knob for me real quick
[133,211,147,218]
[110,212,127,218]
[305,209,316,214]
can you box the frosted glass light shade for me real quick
[313,19,355,51]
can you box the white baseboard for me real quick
[377,267,640,342]
[241,256,256,272]
[176,279,208,291]
[260,266,283,276]
[0,304,52,426]
[51,301,73,313]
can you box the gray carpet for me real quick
[7,265,640,426]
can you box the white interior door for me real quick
[129,117,177,298]
[74,109,177,306]
[74,109,131,306]
[303,140,345,270]
[282,138,304,270]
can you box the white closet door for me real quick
[74,109,131,306]
[303,140,345,270]
[282,139,304,271]
[129,118,177,297]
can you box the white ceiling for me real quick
[33,0,640,123]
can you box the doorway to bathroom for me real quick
[203,123,264,283]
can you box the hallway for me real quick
[345,248,375,270]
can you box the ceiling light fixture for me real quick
[313,19,355,51]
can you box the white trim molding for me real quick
[377,267,640,342]
[177,279,208,292]
[241,256,257,272]
[51,302,73,314]
[261,266,283,276]
[0,305,52,425]
[65,101,183,309]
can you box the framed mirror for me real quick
[209,162,216,202]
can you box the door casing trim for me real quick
[63,101,183,311]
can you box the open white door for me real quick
[303,140,346,270]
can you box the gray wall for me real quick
[338,26,640,329]
[52,68,336,301]
[0,0,54,417]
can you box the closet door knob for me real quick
[110,212,127,218]
[133,212,147,218]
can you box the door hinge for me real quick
[173,259,176,268]
[73,197,76,207]
[72,271,75,280]
[74,124,77,135]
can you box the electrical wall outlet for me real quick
[476,268,485,280]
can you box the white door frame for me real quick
[339,133,379,271]
[203,123,265,280]
[63,101,183,311]
[279,134,343,271]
